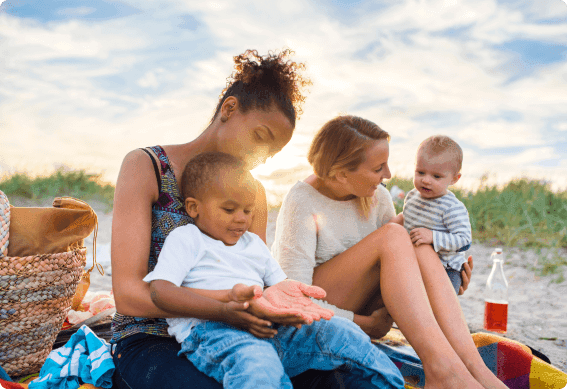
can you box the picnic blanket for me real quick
[2,328,566,389]
[374,329,567,389]
[0,381,98,389]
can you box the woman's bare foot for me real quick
[423,359,485,389]
[468,364,509,389]
[424,372,485,389]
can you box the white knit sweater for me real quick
[272,181,396,321]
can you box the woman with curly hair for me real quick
[110,50,374,389]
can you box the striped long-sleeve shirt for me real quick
[403,188,471,271]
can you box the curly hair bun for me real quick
[213,49,311,126]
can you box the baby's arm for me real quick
[149,280,248,320]
[186,284,263,303]
[432,202,472,253]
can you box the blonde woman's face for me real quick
[341,139,391,198]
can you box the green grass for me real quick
[2,170,567,254]
[528,248,567,281]
[0,168,114,210]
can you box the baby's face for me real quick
[193,171,257,246]
[414,151,460,199]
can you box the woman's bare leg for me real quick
[414,245,507,389]
[313,223,484,388]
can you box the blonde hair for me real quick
[418,135,463,173]
[308,115,390,217]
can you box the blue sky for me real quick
[1,0,566,203]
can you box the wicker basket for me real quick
[0,191,88,377]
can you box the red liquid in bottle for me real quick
[484,300,508,333]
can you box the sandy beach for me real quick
[86,205,567,373]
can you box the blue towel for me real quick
[0,364,13,382]
[29,325,114,389]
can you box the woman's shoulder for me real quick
[277,181,323,220]
[282,181,318,206]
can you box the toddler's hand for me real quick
[229,283,263,302]
[410,227,433,246]
[222,301,277,338]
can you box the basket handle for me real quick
[55,196,103,276]
[0,190,9,258]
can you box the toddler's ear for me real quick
[451,173,462,185]
[184,197,200,219]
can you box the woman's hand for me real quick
[389,213,404,226]
[246,296,306,329]
[263,280,335,323]
[354,307,394,339]
[458,255,474,295]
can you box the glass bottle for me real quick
[483,248,508,333]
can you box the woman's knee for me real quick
[371,223,412,253]
[380,222,409,239]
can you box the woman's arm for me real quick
[111,149,176,318]
[389,213,404,226]
[354,308,394,339]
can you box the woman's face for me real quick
[341,139,391,198]
[218,105,294,170]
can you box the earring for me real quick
[220,115,228,123]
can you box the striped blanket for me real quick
[2,328,565,389]
[374,329,567,389]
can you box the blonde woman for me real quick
[273,115,507,389]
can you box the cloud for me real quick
[1,0,566,192]
[457,121,545,148]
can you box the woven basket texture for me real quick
[0,189,88,377]
[0,248,87,377]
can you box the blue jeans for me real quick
[112,332,387,389]
[446,267,462,294]
[180,317,404,389]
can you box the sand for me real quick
[87,206,567,373]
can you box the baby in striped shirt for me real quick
[393,135,472,294]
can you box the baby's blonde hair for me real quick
[418,135,463,173]
[308,115,390,217]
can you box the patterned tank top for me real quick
[111,145,193,343]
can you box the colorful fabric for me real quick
[28,325,113,389]
[0,378,25,388]
[0,380,104,389]
[373,329,567,389]
[111,145,193,342]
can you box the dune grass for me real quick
[1,170,566,252]
[0,168,114,210]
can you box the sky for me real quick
[1,0,567,205]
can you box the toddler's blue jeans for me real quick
[180,316,404,389]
